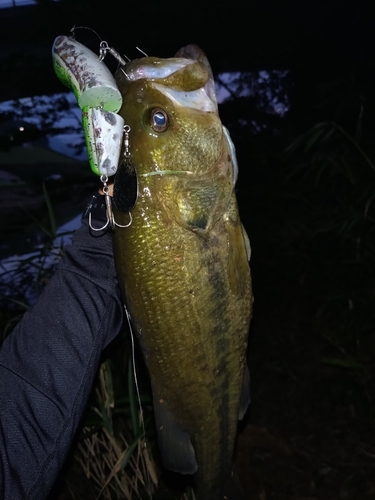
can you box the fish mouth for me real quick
[122,45,218,113]
[174,44,218,111]
[124,58,193,82]
[152,82,217,113]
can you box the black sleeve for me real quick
[0,215,124,500]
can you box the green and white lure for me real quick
[52,33,126,177]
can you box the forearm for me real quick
[0,215,123,499]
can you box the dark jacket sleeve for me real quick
[0,216,124,500]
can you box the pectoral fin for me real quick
[239,364,251,420]
[174,179,227,232]
[153,390,198,474]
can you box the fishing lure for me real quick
[52,31,126,177]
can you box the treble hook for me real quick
[88,175,132,231]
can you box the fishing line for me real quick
[124,306,144,427]
[70,25,103,42]
[136,46,149,57]
[70,25,130,68]
[124,305,153,497]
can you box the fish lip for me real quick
[124,58,195,82]
[152,83,217,113]
[203,78,218,111]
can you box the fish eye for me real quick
[150,108,169,132]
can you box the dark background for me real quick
[1,0,374,99]
[1,1,375,499]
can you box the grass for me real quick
[60,356,158,500]
[0,184,65,342]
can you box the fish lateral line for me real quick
[140,170,194,177]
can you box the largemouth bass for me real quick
[112,45,252,500]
